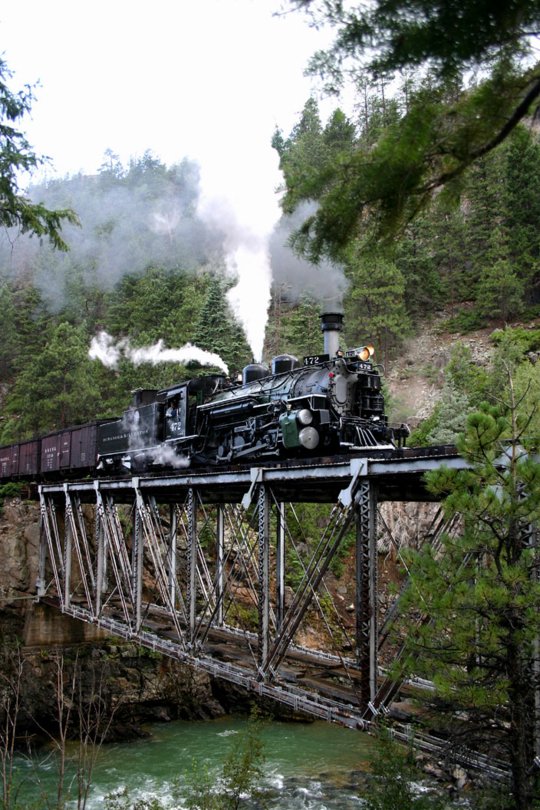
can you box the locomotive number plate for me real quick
[303,354,330,366]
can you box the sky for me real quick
[1,0,330,209]
[1,0,347,360]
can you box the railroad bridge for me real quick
[37,447,466,732]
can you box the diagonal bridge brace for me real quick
[256,459,372,684]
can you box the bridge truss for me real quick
[37,451,465,731]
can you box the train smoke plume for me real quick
[89,331,229,374]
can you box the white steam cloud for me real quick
[198,172,278,362]
[89,331,229,374]
[142,445,191,470]
[269,203,349,303]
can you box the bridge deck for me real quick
[38,444,464,504]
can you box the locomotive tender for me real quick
[0,313,408,481]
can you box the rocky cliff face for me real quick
[385,310,496,427]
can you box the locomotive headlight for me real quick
[358,345,375,361]
[299,426,319,450]
[297,408,313,425]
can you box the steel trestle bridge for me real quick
[36,448,470,734]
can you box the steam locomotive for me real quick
[0,313,408,481]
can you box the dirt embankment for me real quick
[385,311,499,427]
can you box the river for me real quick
[12,715,382,808]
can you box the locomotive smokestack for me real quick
[320,309,344,357]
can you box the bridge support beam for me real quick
[276,501,286,631]
[257,485,270,675]
[355,480,378,711]
[215,505,225,627]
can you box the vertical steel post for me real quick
[131,499,143,632]
[258,484,270,676]
[94,482,107,617]
[63,485,72,610]
[169,504,178,608]
[355,480,378,710]
[276,501,286,630]
[216,505,225,626]
[187,488,197,643]
[36,487,47,598]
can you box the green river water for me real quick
[13,716,382,808]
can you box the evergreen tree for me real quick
[273,98,357,260]
[401,395,540,808]
[277,294,323,361]
[503,126,540,306]
[192,275,251,377]
[394,211,445,322]
[346,250,410,365]
[0,58,78,248]
[475,256,525,322]
[283,0,540,257]
[424,380,470,445]
[0,322,101,439]
[0,284,18,382]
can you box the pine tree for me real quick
[0,322,101,439]
[277,294,323,360]
[401,392,540,808]
[503,126,540,307]
[192,275,251,377]
[346,250,410,366]
[0,57,78,248]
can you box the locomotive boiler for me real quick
[96,312,408,473]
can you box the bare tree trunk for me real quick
[0,649,24,810]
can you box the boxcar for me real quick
[70,423,98,472]
[41,429,72,474]
[18,439,40,477]
[0,445,19,479]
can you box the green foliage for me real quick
[475,258,525,322]
[0,58,78,249]
[105,269,209,345]
[270,293,322,361]
[365,729,445,810]
[423,381,470,445]
[283,503,335,587]
[407,407,441,448]
[280,1,540,258]
[192,274,251,377]
[0,482,23,498]
[409,344,490,446]
[0,321,101,441]
[400,394,540,807]
[345,249,411,364]
[491,326,540,355]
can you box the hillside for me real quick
[385,310,539,430]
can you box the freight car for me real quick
[0,313,409,481]
[0,422,104,481]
